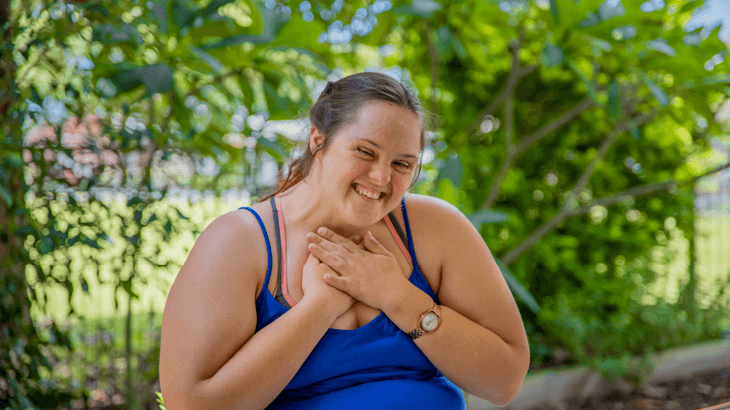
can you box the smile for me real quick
[353,184,383,200]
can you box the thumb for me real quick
[363,231,387,254]
[324,273,349,292]
[306,251,320,265]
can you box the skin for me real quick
[159,101,530,409]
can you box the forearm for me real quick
[184,297,337,410]
[384,284,529,406]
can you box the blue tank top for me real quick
[239,197,465,409]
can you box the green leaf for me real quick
[437,178,458,204]
[608,78,620,122]
[98,233,114,244]
[643,77,668,106]
[0,184,11,206]
[631,126,641,142]
[496,259,541,314]
[467,209,510,231]
[256,136,287,158]
[92,23,142,44]
[108,64,174,96]
[541,44,564,68]
[436,26,451,57]
[76,3,110,17]
[191,47,223,73]
[451,35,467,60]
[678,0,699,14]
[392,0,442,18]
[196,0,237,21]
[701,74,730,86]
[14,225,37,237]
[84,238,100,249]
[201,6,286,49]
[438,153,463,188]
[173,0,195,29]
[647,39,676,56]
[269,15,328,54]
[567,61,598,103]
[550,0,559,26]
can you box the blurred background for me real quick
[1,0,729,409]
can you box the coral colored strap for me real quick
[274,195,297,307]
[384,214,413,266]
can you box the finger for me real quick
[348,235,367,250]
[313,227,360,253]
[308,243,349,272]
[324,273,350,293]
[363,231,391,255]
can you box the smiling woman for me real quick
[159,72,530,410]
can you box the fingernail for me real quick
[318,227,327,235]
[324,274,331,280]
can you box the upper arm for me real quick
[410,195,528,350]
[159,210,266,403]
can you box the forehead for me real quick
[338,101,421,149]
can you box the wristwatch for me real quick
[406,304,441,340]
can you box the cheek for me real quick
[391,174,408,192]
[342,160,370,181]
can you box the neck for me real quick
[277,180,370,239]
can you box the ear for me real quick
[309,126,325,157]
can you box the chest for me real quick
[267,222,441,330]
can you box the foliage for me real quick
[2,0,730,408]
[342,0,730,379]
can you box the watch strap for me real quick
[406,327,424,340]
[406,303,440,340]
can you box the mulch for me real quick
[526,367,730,410]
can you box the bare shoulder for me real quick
[160,206,268,394]
[403,193,480,246]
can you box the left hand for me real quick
[305,228,409,312]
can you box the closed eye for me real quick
[357,148,374,156]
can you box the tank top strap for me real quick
[399,196,419,269]
[274,195,297,307]
[270,196,292,309]
[400,196,439,302]
[237,206,273,298]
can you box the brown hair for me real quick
[260,72,426,202]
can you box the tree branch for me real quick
[500,160,730,266]
[481,34,524,209]
[423,20,439,116]
[499,107,663,265]
[500,208,569,265]
[576,160,730,213]
[481,93,596,210]
[466,30,533,135]
[516,97,595,155]
[568,108,660,200]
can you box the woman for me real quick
[159,72,529,409]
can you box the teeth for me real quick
[355,185,381,200]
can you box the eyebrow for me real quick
[356,138,419,160]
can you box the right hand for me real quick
[301,251,354,317]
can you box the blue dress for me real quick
[239,197,465,409]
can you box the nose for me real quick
[368,161,391,186]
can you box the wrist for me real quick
[382,283,435,333]
[298,293,341,324]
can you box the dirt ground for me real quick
[526,367,730,410]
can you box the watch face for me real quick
[422,312,439,332]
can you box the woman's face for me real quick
[310,101,421,226]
